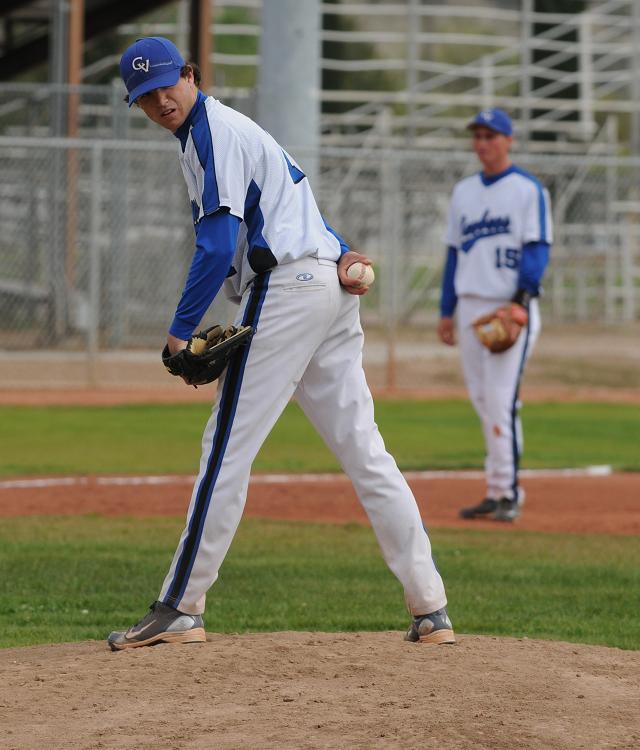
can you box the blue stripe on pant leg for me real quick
[510,323,531,498]
[163,273,271,609]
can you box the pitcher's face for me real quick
[136,70,197,132]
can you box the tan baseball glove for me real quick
[472,303,529,353]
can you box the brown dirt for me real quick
[2,472,639,535]
[1,633,638,750]
[1,383,640,406]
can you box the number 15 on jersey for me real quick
[495,246,520,269]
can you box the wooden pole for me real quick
[190,0,212,91]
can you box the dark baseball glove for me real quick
[472,303,528,353]
[162,324,254,386]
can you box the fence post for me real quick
[406,0,419,143]
[108,81,129,346]
[605,116,619,323]
[48,140,69,341]
[622,218,635,321]
[87,144,102,387]
[552,191,566,322]
[579,12,594,141]
[631,1,640,155]
[380,109,400,390]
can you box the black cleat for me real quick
[459,497,498,519]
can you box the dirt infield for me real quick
[2,471,639,535]
[2,632,638,750]
[1,383,640,406]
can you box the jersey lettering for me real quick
[460,210,511,253]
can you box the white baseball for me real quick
[346,261,375,287]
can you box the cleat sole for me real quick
[419,629,456,645]
[109,627,206,651]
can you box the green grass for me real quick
[0,516,638,650]
[1,400,639,476]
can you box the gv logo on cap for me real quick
[132,57,150,72]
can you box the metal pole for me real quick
[552,213,565,322]
[631,1,640,155]
[481,57,494,109]
[605,116,620,323]
[380,108,400,391]
[622,219,634,321]
[49,0,70,340]
[49,0,67,137]
[257,0,320,187]
[66,0,83,289]
[520,0,533,150]
[108,82,129,346]
[579,12,594,141]
[67,0,83,131]
[176,0,190,57]
[87,144,102,387]
[406,0,419,144]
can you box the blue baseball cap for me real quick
[120,37,185,107]
[468,108,513,136]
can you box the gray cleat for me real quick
[404,607,456,644]
[494,495,524,522]
[108,601,206,651]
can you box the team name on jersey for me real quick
[460,210,511,253]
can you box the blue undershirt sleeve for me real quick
[169,210,241,340]
[323,218,350,255]
[440,246,458,317]
[518,241,550,297]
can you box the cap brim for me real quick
[127,68,181,107]
[467,121,510,135]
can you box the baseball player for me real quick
[108,37,454,649]
[438,108,552,522]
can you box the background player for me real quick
[437,108,552,522]
[108,37,454,649]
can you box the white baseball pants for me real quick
[457,296,540,500]
[159,256,447,617]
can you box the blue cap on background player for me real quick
[120,37,185,107]
[467,108,513,136]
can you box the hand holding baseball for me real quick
[346,261,375,288]
[338,251,375,296]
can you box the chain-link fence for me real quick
[1,131,639,360]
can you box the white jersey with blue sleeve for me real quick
[444,166,553,300]
[176,93,344,300]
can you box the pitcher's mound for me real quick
[2,632,638,750]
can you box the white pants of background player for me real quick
[159,256,447,617]
[457,296,541,502]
